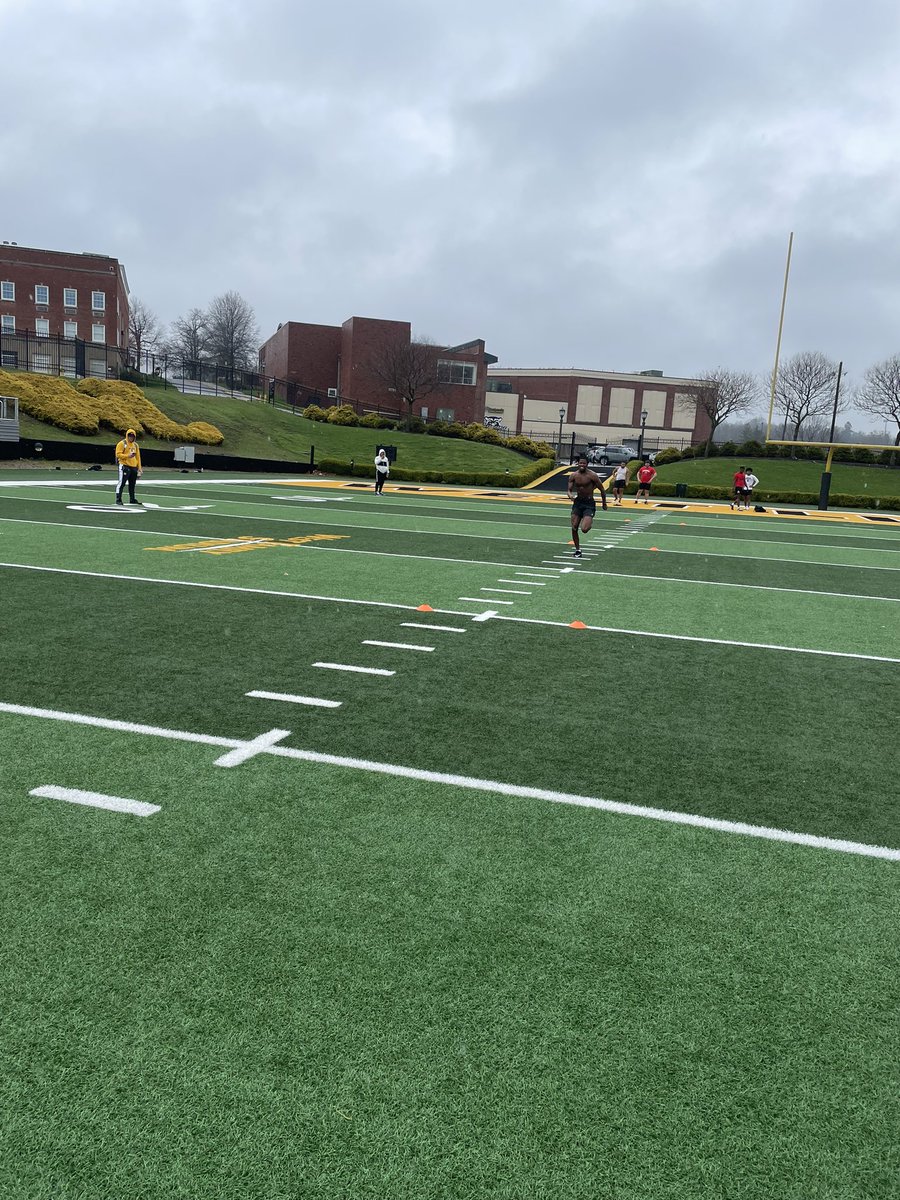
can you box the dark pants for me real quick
[375,471,388,493]
[116,465,139,503]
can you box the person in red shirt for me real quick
[731,467,747,510]
[635,461,657,504]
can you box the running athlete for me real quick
[567,456,607,557]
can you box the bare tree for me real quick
[128,298,162,370]
[366,334,445,429]
[205,291,260,375]
[165,307,208,371]
[680,369,758,456]
[856,354,900,461]
[772,351,845,443]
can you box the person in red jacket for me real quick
[731,467,747,510]
[635,461,656,504]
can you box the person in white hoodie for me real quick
[374,448,390,495]
[744,467,759,507]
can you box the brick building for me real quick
[259,316,494,425]
[484,366,711,448]
[0,242,129,377]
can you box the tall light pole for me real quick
[637,409,649,459]
[558,407,566,462]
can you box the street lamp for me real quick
[558,407,566,462]
[637,409,649,459]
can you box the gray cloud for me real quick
[3,0,900,427]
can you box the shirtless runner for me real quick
[567,456,607,557]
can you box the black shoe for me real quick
[116,499,123,505]
[573,548,582,558]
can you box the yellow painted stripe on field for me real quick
[276,478,900,524]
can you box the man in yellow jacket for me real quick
[115,428,143,505]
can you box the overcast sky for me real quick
[3,0,899,426]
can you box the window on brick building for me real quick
[32,354,52,374]
[437,360,476,386]
[61,356,76,377]
[35,318,50,337]
[436,407,455,422]
[92,323,106,343]
[35,284,50,305]
[1,351,17,367]
[63,287,77,307]
[64,320,77,338]
[91,291,106,311]
[1,315,14,332]
[1,281,14,301]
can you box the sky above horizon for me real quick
[3,0,900,428]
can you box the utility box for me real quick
[379,445,398,463]
[175,445,196,464]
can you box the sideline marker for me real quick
[649,547,659,551]
[569,620,588,629]
[416,604,434,611]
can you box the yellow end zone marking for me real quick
[149,533,349,555]
[277,479,900,524]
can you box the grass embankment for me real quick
[654,456,900,498]
[18,384,532,472]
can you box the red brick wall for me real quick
[259,322,343,396]
[0,245,128,347]
[341,316,411,409]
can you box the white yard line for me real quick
[3,563,893,661]
[6,704,896,862]
[622,546,900,573]
[575,568,900,604]
[480,587,531,594]
[399,623,467,633]
[313,663,396,676]
[498,578,546,585]
[246,691,342,708]
[29,785,160,817]
[362,640,435,652]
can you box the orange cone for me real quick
[416,604,434,611]
[649,547,659,552]
[569,620,588,629]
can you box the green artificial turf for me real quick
[1,477,899,1200]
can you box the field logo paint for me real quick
[149,533,350,556]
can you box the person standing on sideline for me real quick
[730,466,747,510]
[115,428,142,505]
[567,455,607,557]
[374,448,390,494]
[744,467,759,508]
[635,460,656,504]
[611,462,630,505]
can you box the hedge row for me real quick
[0,371,223,445]
[303,404,555,459]
[666,441,898,465]
[317,457,556,488]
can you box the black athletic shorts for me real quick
[571,498,596,519]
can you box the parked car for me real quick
[586,443,640,465]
